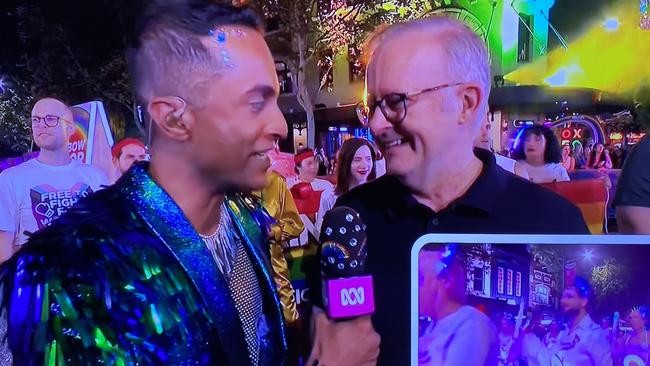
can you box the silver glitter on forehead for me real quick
[207,27,246,69]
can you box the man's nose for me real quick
[368,107,393,137]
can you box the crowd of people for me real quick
[418,247,650,366]
[488,294,649,366]
[0,1,648,366]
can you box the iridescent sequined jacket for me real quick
[0,163,287,365]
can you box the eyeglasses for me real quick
[31,115,67,127]
[356,83,464,126]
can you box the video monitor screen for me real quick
[412,234,650,366]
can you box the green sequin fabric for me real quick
[0,163,287,365]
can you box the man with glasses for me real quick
[0,97,108,262]
[0,2,378,365]
[333,17,589,365]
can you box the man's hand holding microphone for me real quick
[307,207,380,366]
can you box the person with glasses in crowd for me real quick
[0,97,108,263]
[322,17,590,365]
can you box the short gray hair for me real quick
[365,16,491,127]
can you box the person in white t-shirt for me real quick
[286,148,334,247]
[474,114,529,179]
[0,98,108,261]
[512,125,570,184]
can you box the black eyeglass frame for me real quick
[31,115,69,128]
[356,82,464,126]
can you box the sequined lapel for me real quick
[118,163,250,366]
[226,194,288,358]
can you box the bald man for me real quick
[0,98,108,261]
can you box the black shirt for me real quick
[334,148,589,366]
[614,136,650,208]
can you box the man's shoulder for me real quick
[633,135,650,152]
[29,186,130,240]
[71,161,106,176]
[620,137,650,172]
[495,170,588,233]
[459,306,493,328]
[313,178,335,190]
[335,175,396,209]
[499,170,576,209]
[1,186,129,269]
[0,159,37,178]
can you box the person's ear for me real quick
[65,121,74,135]
[148,96,192,141]
[457,83,483,127]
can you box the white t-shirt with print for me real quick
[518,161,570,184]
[0,158,109,246]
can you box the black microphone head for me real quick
[319,206,367,278]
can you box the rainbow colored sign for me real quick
[69,104,92,162]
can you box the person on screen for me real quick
[617,306,649,366]
[614,135,650,234]
[524,277,612,366]
[0,98,108,262]
[333,15,589,366]
[497,313,522,366]
[511,125,570,183]
[418,246,498,366]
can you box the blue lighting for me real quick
[603,18,620,31]
[512,127,528,150]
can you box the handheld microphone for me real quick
[318,206,375,319]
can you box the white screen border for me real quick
[410,234,650,366]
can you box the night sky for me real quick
[0,0,633,73]
[549,0,629,49]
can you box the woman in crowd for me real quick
[616,306,649,366]
[561,144,576,173]
[610,146,627,169]
[512,125,570,183]
[583,145,593,168]
[588,143,613,169]
[316,138,376,236]
[573,144,588,169]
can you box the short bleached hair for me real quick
[127,1,264,108]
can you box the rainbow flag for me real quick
[540,179,608,234]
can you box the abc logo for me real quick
[341,287,365,306]
[295,288,310,305]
